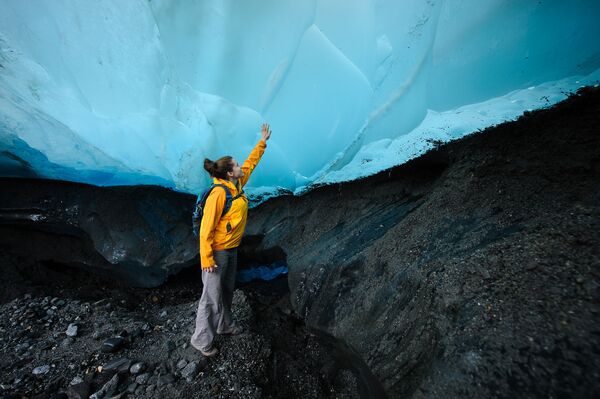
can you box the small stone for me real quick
[61,337,75,348]
[160,310,168,318]
[135,373,150,385]
[146,384,155,393]
[130,362,146,374]
[181,361,200,382]
[101,337,125,353]
[103,357,132,373]
[66,323,78,337]
[70,376,84,385]
[176,359,188,370]
[32,365,50,375]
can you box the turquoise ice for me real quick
[0,0,599,201]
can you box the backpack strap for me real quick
[211,184,234,216]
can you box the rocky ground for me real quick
[0,273,362,398]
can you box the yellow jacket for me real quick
[199,139,266,268]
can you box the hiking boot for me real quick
[189,342,219,357]
[199,346,218,357]
[217,325,244,336]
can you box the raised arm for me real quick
[239,123,271,187]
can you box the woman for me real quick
[190,123,271,357]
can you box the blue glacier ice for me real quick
[0,0,599,201]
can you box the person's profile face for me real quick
[229,159,243,179]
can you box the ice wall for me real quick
[0,0,599,197]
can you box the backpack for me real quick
[192,184,244,237]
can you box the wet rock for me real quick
[101,337,125,353]
[65,323,78,337]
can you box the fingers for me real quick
[261,123,271,139]
[204,264,218,273]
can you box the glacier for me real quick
[0,0,599,200]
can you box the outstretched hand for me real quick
[261,123,272,142]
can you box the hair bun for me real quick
[203,158,215,174]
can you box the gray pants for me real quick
[190,248,237,351]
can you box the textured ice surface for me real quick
[0,0,599,200]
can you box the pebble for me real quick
[70,376,84,385]
[177,359,188,370]
[181,361,200,382]
[130,362,146,374]
[101,337,125,353]
[135,373,151,385]
[66,323,78,337]
[32,365,50,375]
[103,357,132,373]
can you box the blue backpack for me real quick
[192,184,243,237]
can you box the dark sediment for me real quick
[0,87,599,398]
[245,87,600,398]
